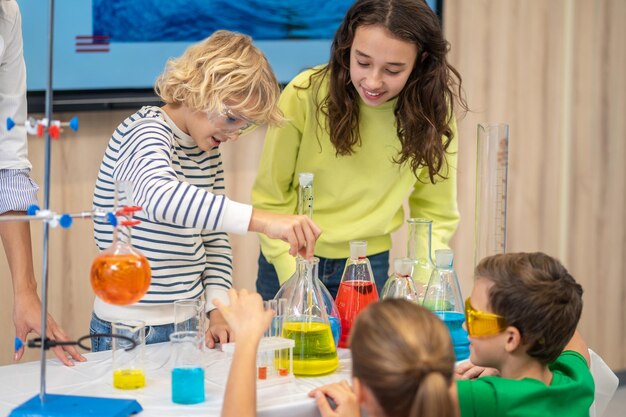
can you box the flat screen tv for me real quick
[18,0,442,111]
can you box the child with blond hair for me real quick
[91,30,320,351]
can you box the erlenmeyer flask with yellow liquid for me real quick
[280,257,338,376]
[274,172,342,346]
[90,181,151,305]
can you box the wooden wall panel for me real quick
[445,0,626,369]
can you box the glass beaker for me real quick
[170,331,205,404]
[174,299,206,335]
[422,249,469,360]
[281,257,338,376]
[112,320,146,390]
[406,218,435,303]
[90,181,151,305]
[381,257,418,302]
[475,123,509,266]
[335,240,379,348]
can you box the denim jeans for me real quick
[256,251,389,301]
[89,313,175,352]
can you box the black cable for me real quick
[27,333,138,352]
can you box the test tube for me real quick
[277,298,289,376]
[256,301,272,379]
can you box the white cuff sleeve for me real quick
[218,198,252,235]
[205,288,230,313]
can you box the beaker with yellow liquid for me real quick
[281,257,338,376]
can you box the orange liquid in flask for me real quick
[91,253,151,305]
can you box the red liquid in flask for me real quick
[91,253,151,305]
[335,280,378,348]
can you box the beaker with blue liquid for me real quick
[170,331,205,404]
[422,249,469,360]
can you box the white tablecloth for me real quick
[0,343,352,417]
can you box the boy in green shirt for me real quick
[451,252,594,417]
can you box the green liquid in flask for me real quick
[281,321,338,376]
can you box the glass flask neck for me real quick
[288,257,328,321]
[407,218,433,262]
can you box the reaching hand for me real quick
[205,308,232,348]
[13,290,86,366]
[248,209,321,259]
[213,289,273,346]
[309,380,361,417]
[454,360,500,379]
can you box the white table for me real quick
[0,343,352,417]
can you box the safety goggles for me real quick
[208,105,257,136]
[464,297,508,337]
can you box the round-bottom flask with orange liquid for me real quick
[91,220,151,305]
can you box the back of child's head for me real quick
[475,252,583,364]
[350,299,455,417]
[155,30,282,126]
[322,0,466,182]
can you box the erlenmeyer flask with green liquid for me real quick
[280,257,338,376]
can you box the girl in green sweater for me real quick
[252,0,467,299]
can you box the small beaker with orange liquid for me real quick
[335,240,379,348]
[90,181,151,305]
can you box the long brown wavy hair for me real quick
[306,0,467,183]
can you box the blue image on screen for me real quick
[19,0,440,91]
[93,0,353,41]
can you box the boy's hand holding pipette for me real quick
[248,209,321,259]
[213,288,273,345]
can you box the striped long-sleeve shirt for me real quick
[92,106,252,325]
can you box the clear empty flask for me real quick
[422,249,469,360]
[275,172,341,346]
[90,181,151,305]
[281,257,338,376]
[381,258,418,302]
[475,123,509,265]
[335,240,379,348]
[406,218,435,303]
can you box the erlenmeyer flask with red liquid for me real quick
[335,240,379,348]
[90,181,151,305]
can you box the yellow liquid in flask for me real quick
[281,321,338,376]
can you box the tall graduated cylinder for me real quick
[475,123,509,265]
[281,257,338,376]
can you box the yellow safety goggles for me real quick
[464,297,508,337]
